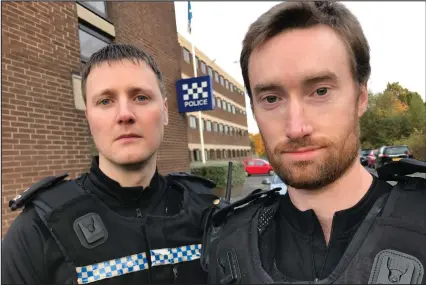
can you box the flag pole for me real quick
[188,1,206,164]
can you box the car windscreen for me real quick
[384,146,409,155]
[360,150,370,156]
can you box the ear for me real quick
[357,83,368,117]
[163,98,169,126]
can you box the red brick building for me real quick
[178,35,251,163]
[1,2,190,234]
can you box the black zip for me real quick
[173,265,179,284]
[141,224,153,283]
[136,208,142,218]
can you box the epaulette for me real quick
[167,172,217,189]
[9,173,69,211]
[211,187,280,227]
[377,158,426,182]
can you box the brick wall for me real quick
[1,2,188,235]
[1,2,88,234]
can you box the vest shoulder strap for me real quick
[9,172,69,211]
[167,172,217,195]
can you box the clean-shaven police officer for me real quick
[2,44,218,284]
[201,1,426,284]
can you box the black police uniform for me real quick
[2,157,218,284]
[201,159,426,284]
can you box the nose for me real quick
[285,99,313,140]
[116,100,136,125]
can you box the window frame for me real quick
[77,1,109,21]
[183,48,191,63]
[78,24,111,63]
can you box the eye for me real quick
[135,95,149,102]
[315,87,328,96]
[98,99,111,105]
[264,95,279,104]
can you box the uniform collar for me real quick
[279,175,392,236]
[87,156,164,205]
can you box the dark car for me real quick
[375,145,413,168]
[360,149,371,166]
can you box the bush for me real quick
[190,160,245,190]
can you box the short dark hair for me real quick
[81,43,166,102]
[240,1,371,101]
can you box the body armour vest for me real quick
[202,160,426,284]
[10,172,217,284]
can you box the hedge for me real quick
[190,160,245,189]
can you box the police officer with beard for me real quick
[2,44,218,284]
[201,2,426,284]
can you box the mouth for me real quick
[116,134,142,141]
[283,146,323,154]
[281,146,324,161]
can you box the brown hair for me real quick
[240,1,371,100]
[81,43,166,103]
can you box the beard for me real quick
[263,112,361,190]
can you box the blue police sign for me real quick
[176,75,214,113]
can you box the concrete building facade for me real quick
[178,35,251,163]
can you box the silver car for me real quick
[262,174,287,195]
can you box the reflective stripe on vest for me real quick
[76,244,202,284]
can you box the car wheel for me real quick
[268,170,274,176]
[245,171,249,177]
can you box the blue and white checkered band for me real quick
[150,244,202,266]
[76,244,202,284]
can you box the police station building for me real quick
[178,35,251,163]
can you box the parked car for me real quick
[360,149,371,166]
[367,149,379,168]
[244,159,274,176]
[375,145,413,168]
[262,174,287,195]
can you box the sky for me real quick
[174,1,426,134]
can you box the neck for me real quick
[287,160,373,244]
[98,154,157,188]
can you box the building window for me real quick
[183,48,190,63]
[214,71,219,82]
[219,124,223,133]
[78,25,110,63]
[229,127,233,135]
[225,80,229,89]
[232,105,236,114]
[195,56,200,69]
[206,120,212,132]
[224,125,228,134]
[213,122,218,132]
[201,61,206,74]
[227,103,232,112]
[201,119,205,131]
[194,149,201,161]
[189,116,197,129]
[230,84,234,92]
[217,98,221,108]
[208,66,213,78]
[220,76,224,86]
[78,1,108,18]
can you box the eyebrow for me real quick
[253,83,286,97]
[92,86,155,101]
[301,71,338,87]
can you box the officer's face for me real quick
[248,24,368,190]
[85,59,168,166]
